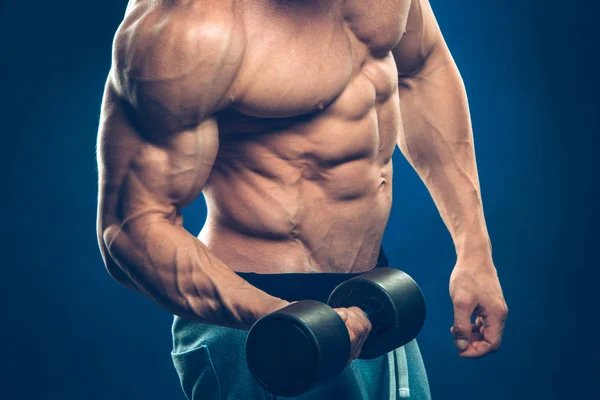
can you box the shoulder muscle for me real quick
[111,1,243,133]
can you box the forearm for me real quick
[101,217,289,330]
[397,47,491,264]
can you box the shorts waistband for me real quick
[235,247,389,303]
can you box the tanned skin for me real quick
[97,0,507,362]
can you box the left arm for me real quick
[393,0,508,358]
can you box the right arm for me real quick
[96,4,289,330]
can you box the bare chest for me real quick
[229,0,411,119]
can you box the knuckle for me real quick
[489,336,502,351]
[346,329,353,341]
[348,306,362,314]
[494,303,509,320]
[454,295,474,309]
[453,323,471,334]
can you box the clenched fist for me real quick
[449,259,508,358]
[334,307,372,363]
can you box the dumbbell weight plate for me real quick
[327,267,426,359]
[246,300,351,397]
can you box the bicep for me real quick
[100,5,243,228]
[97,84,219,240]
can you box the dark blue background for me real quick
[3,1,598,399]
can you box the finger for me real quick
[347,308,370,336]
[450,325,484,340]
[475,316,484,329]
[348,313,364,360]
[459,315,504,358]
[350,309,369,343]
[450,324,481,334]
[335,308,348,323]
[470,332,484,342]
[346,324,358,364]
[459,341,495,359]
[452,297,477,350]
[348,308,372,360]
[357,317,371,348]
[348,306,370,325]
[481,314,504,352]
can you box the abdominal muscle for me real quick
[198,60,400,274]
[200,158,393,274]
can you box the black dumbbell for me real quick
[245,267,426,397]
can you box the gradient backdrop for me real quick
[3,1,598,399]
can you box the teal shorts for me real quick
[171,249,431,400]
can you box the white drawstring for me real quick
[394,346,410,398]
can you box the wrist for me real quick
[246,297,291,328]
[454,237,493,268]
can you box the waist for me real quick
[200,218,391,274]
[235,246,389,303]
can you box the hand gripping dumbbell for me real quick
[245,267,426,397]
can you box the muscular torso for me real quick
[111,0,421,274]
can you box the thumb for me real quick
[452,297,476,351]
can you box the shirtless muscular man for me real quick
[96,0,508,399]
